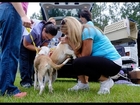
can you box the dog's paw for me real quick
[49,89,53,94]
[73,55,76,59]
[34,85,40,90]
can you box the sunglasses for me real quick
[60,19,66,25]
[60,19,67,30]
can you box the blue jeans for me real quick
[19,40,36,86]
[0,3,22,96]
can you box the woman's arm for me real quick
[11,2,32,28]
[77,39,93,57]
[11,2,26,17]
[23,37,41,52]
[60,35,92,57]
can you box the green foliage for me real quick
[91,2,110,31]
[30,2,140,31]
[121,2,140,29]
[30,9,43,20]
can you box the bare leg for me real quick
[78,75,86,84]
[77,75,89,84]
[98,75,108,82]
[85,75,89,83]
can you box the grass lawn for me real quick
[0,71,140,103]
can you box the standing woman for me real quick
[78,9,94,26]
[0,2,32,98]
[78,9,94,83]
[19,21,58,88]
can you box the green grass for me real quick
[0,72,140,103]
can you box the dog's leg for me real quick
[34,69,38,90]
[38,72,45,95]
[48,68,53,93]
[65,49,76,59]
[52,70,57,83]
[43,72,49,87]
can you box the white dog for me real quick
[34,46,71,95]
[35,46,50,57]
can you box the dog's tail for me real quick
[50,57,71,70]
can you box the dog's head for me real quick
[35,46,50,58]
[39,46,50,55]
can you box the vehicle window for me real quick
[48,8,81,18]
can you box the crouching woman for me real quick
[60,16,122,94]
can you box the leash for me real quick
[26,28,39,54]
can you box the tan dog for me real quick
[50,41,76,64]
[34,47,71,95]
[48,42,76,88]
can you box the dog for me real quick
[48,41,76,87]
[34,46,71,95]
[50,41,76,64]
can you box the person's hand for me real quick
[31,19,34,24]
[48,47,56,57]
[60,35,68,44]
[37,47,41,52]
[21,15,32,28]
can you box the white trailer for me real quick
[104,17,139,69]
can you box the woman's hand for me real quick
[60,35,68,44]
[37,47,41,52]
[22,15,33,28]
[11,3,33,29]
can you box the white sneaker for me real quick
[78,80,81,83]
[68,82,89,91]
[97,78,114,95]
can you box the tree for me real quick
[30,2,140,30]
[120,2,140,29]
[91,2,109,31]
[30,9,43,20]
[92,2,140,30]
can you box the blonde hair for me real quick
[47,17,56,25]
[61,16,104,55]
[62,16,83,54]
[48,17,55,21]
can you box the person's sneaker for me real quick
[78,80,81,84]
[14,92,27,98]
[68,82,89,91]
[21,83,31,88]
[97,78,114,95]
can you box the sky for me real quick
[27,2,40,18]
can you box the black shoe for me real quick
[21,83,31,88]
[31,81,34,86]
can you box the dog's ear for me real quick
[48,51,53,57]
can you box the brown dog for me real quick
[34,47,71,95]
